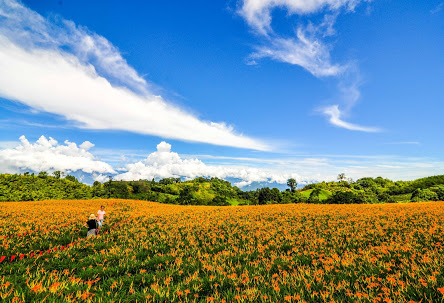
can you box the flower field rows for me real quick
[1,200,444,302]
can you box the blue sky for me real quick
[0,0,443,187]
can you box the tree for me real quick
[38,171,48,178]
[270,188,282,203]
[92,181,103,197]
[287,178,297,192]
[327,189,378,204]
[411,188,438,202]
[159,178,176,185]
[52,171,61,179]
[93,181,101,187]
[65,175,78,183]
[52,171,65,179]
[177,185,195,205]
[308,188,322,203]
[104,176,113,198]
[337,173,346,182]
[210,195,230,206]
[430,185,444,200]
[258,187,272,205]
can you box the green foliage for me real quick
[177,185,195,205]
[327,189,379,204]
[280,191,305,204]
[411,188,439,202]
[0,173,92,201]
[2,172,444,205]
[337,173,346,182]
[308,188,322,203]
[210,195,230,206]
[392,193,412,203]
[388,175,444,195]
[430,185,444,200]
[158,177,181,185]
[65,175,78,182]
[287,178,297,192]
[38,171,48,178]
[301,188,332,201]
[257,187,281,204]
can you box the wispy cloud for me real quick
[237,0,380,132]
[320,105,381,132]
[248,29,344,77]
[431,2,444,14]
[238,0,360,37]
[239,0,356,77]
[0,0,269,151]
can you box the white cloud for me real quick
[239,0,360,36]
[92,173,109,183]
[249,29,344,77]
[238,0,382,132]
[0,135,115,174]
[320,105,381,132]
[0,0,146,94]
[1,137,442,186]
[79,141,95,150]
[0,0,269,151]
[0,140,19,149]
[115,141,444,186]
[115,141,314,186]
[238,0,362,76]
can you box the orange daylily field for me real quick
[1,199,444,302]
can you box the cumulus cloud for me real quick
[0,0,269,151]
[1,137,441,186]
[115,141,313,186]
[92,173,110,183]
[115,141,444,185]
[0,135,115,174]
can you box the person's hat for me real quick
[89,214,96,220]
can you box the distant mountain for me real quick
[237,181,289,191]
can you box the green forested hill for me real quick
[0,173,91,201]
[1,172,444,205]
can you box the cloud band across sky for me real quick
[1,136,442,187]
[0,0,269,151]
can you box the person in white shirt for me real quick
[97,205,106,229]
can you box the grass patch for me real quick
[300,188,332,201]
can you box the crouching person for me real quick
[85,214,98,238]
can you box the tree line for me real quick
[1,172,444,205]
